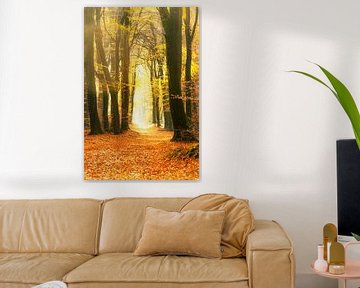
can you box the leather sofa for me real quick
[0,198,295,288]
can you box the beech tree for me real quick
[129,69,136,124]
[148,23,161,127]
[95,50,110,132]
[184,7,199,124]
[84,8,103,135]
[120,7,131,131]
[95,8,121,134]
[158,7,195,141]
[100,82,109,132]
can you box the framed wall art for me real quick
[84,7,199,180]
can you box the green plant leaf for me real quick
[289,64,360,150]
[288,70,337,99]
[351,232,360,241]
[353,128,360,151]
[316,64,360,147]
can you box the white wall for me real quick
[1,0,360,287]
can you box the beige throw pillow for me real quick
[181,194,255,258]
[134,207,225,258]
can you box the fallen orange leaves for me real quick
[84,128,199,180]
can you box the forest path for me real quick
[84,127,199,180]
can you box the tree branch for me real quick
[129,8,143,48]
[101,8,116,42]
[190,7,199,41]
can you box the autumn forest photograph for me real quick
[84,7,200,180]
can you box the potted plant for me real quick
[290,63,360,240]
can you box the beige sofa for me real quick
[0,198,295,288]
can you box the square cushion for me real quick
[0,253,92,285]
[63,253,248,285]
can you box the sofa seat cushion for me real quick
[64,253,248,285]
[0,253,93,285]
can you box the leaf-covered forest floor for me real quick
[84,127,199,180]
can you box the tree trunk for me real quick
[155,92,160,126]
[110,30,121,134]
[164,110,173,130]
[84,8,103,135]
[159,7,195,141]
[157,57,165,127]
[150,60,158,125]
[95,41,109,133]
[154,60,161,127]
[110,9,122,134]
[185,7,192,124]
[129,69,136,124]
[120,8,131,131]
[95,8,121,134]
[185,7,199,126]
[102,83,109,132]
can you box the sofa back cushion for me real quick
[99,198,190,253]
[0,199,102,254]
[181,194,254,258]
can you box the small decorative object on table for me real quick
[314,244,328,272]
[32,281,67,288]
[323,223,337,263]
[329,242,345,274]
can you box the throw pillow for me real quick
[134,207,225,258]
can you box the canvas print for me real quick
[84,7,199,180]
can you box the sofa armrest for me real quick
[246,220,295,288]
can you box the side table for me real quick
[311,242,360,288]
